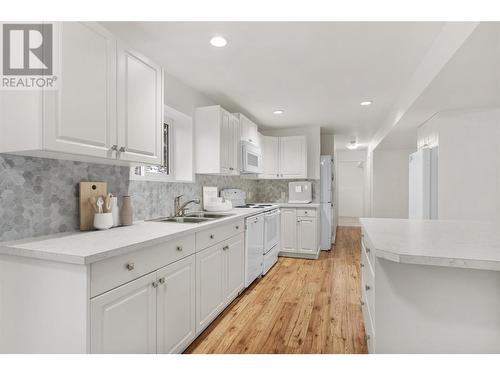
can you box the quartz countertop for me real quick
[360,218,500,271]
[277,203,321,208]
[0,207,269,265]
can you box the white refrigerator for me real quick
[320,155,336,250]
[409,147,438,219]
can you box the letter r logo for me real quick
[2,24,53,75]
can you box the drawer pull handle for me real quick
[223,245,229,251]
[152,281,159,288]
[159,277,166,285]
[126,262,135,271]
[365,284,371,291]
[365,334,371,341]
[360,300,365,306]
[210,234,215,239]
[176,245,183,251]
[360,262,365,268]
[366,247,371,253]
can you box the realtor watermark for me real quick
[1,23,58,90]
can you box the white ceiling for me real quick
[378,22,500,150]
[102,22,445,149]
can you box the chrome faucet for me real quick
[174,195,201,217]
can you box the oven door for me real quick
[241,142,262,174]
[264,210,280,254]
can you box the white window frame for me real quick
[130,105,194,182]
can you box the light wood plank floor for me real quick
[185,226,367,354]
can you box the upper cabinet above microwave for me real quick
[195,105,240,176]
[233,113,261,149]
[260,135,307,179]
[0,22,164,166]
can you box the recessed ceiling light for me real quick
[273,110,284,115]
[346,140,359,150]
[360,101,373,106]
[210,36,227,47]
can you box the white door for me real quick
[117,43,163,164]
[43,22,117,158]
[90,272,157,354]
[261,136,280,178]
[280,136,307,178]
[338,161,365,218]
[224,234,245,303]
[196,243,225,334]
[297,217,317,254]
[281,208,297,252]
[156,255,196,354]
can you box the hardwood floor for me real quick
[185,226,367,354]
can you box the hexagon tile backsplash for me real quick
[0,154,318,242]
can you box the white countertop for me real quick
[360,218,500,271]
[277,202,321,208]
[0,207,269,265]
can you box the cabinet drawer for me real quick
[361,234,375,270]
[91,234,195,297]
[296,208,316,217]
[361,286,375,353]
[196,220,244,251]
[361,259,375,326]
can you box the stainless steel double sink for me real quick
[149,212,234,224]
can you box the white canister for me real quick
[94,213,113,230]
[111,196,120,227]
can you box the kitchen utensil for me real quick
[93,213,113,230]
[88,196,98,213]
[96,196,104,214]
[79,182,107,231]
[105,193,112,213]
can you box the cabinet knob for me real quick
[126,262,135,271]
[119,146,127,152]
[248,139,253,142]
[304,211,308,214]
[223,245,229,251]
[276,174,279,177]
[365,284,371,291]
[360,262,365,268]
[365,334,371,341]
[366,247,371,253]
[152,281,159,288]
[360,300,365,306]
[110,145,118,151]
[210,234,215,239]
[176,245,183,251]
[159,277,166,285]
[235,225,239,230]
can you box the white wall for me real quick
[372,148,415,218]
[164,71,215,117]
[262,126,321,179]
[321,134,335,155]
[418,108,500,221]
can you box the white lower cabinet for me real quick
[90,272,157,354]
[156,255,196,354]
[196,233,245,334]
[280,208,319,258]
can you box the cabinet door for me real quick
[229,114,240,174]
[156,255,196,354]
[196,244,225,334]
[90,272,157,354]
[224,234,245,303]
[281,208,297,252]
[43,22,117,158]
[117,43,163,164]
[297,217,318,255]
[220,109,231,174]
[280,136,307,178]
[261,136,280,178]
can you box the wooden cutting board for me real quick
[79,182,107,231]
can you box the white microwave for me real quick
[241,141,263,174]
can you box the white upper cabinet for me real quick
[43,22,117,159]
[117,44,163,164]
[234,113,260,148]
[260,135,307,179]
[195,105,239,175]
[279,136,307,178]
[0,22,164,166]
